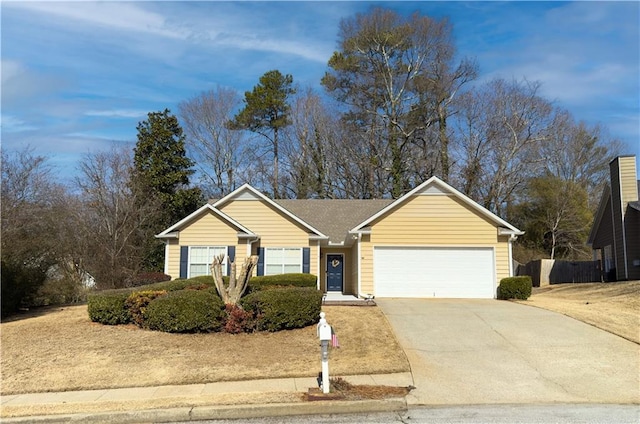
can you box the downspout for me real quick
[508,235,516,277]
[163,241,169,276]
[316,240,321,291]
[357,233,362,297]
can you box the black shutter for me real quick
[302,247,310,274]
[257,247,265,276]
[179,246,189,279]
[227,246,236,276]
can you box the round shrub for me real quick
[241,287,323,332]
[88,290,132,325]
[125,290,167,327]
[497,276,532,300]
[141,276,224,293]
[144,289,226,333]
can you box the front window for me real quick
[189,246,227,278]
[265,247,302,275]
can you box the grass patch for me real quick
[0,304,409,395]
[520,281,640,344]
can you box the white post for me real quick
[317,312,331,394]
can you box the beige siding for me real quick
[166,239,180,279]
[350,244,359,296]
[360,193,510,294]
[360,234,374,294]
[167,211,242,279]
[619,157,639,206]
[219,199,318,276]
[180,211,239,246]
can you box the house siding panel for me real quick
[167,211,241,279]
[219,199,318,276]
[610,156,638,279]
[167,239,180,279]
[351,244,359,296]
[591,197,614,248]
[360,194,510,294]
[626,210,640,280]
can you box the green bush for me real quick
[247,273,317,292]
[88,290,133,325]
[125,272,171,288]
[125,290,167,327]
[144,289,226,333]
[141,275,225,293]
[497,276,532,300]
[1,260,48,317]
[241,287,323,332]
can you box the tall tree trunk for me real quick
[273,128,279,198]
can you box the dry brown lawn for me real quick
[0,304,409,395]
[519,281,640,344]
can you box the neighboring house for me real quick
[156,176,524,299]
[587,155,640,281]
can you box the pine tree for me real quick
[229,70,295,198]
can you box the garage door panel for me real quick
[374,247,495,298]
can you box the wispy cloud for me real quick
[1,114,38,132]
[1,1,638,178]
[85,109,149,119]
[3,1,188,39]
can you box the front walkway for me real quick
[322,292,373,305]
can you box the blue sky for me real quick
[2,1,639,184]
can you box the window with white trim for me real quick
[265,247,302,275]
[189,246,227,277]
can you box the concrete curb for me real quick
[1,398,408,423]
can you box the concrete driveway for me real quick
[376,299,640,406]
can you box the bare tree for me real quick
[322,8,476,197]
[179,87,243,197]
[76,147,160,289]
[453,78,553,215]
[541,110,622,208]
[1,147,78,313]
[210,254,258,305]
[281,88,344,199]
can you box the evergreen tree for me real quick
[229,70,296,198]
[134,109,203,270]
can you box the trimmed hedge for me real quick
[141,275,226,293]
[241,287,323,332]
[125,272,171,288]
[497,276,532,300]
[247,273,317,292]
[144,289,226,333]
[88,290,132,325]
[125,290,167,327]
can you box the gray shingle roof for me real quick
[274,199,394,243]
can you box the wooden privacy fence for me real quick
[516,259,601,286]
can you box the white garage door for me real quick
[374,247,495,298]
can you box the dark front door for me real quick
[326,254,344,292]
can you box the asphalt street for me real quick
[173,404,640,423]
